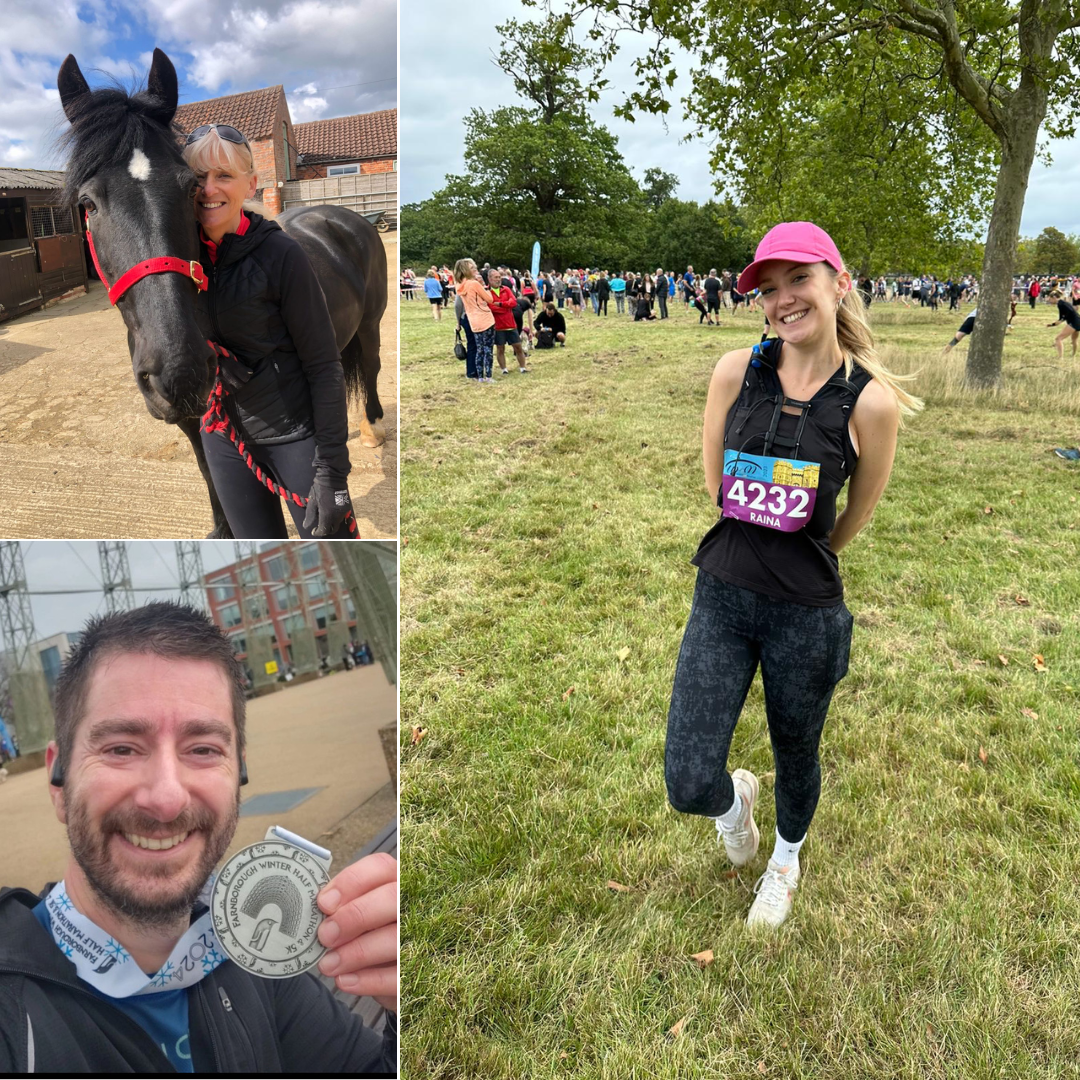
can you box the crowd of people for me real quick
[403,260,1080,387]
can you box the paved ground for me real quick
[2,663,396,892]
[0,235,397,539]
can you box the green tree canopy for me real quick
[1030,227,1079,276]
[564,0,1080,386]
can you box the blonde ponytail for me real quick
[832,266,924,421]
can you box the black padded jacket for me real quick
[0,886,395,1074]
[194,213,351,479]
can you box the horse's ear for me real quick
[58,55,91,123]
[146,48,178,125]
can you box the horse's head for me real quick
[59,49,215,424]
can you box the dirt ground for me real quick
[3,663,396,892]
[0,235,397,539]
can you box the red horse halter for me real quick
[84,213,208,306]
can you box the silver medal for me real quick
[211,826,332,979]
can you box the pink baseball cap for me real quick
[737,222,843,294]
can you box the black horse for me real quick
[57,48,388,537]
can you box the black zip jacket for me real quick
[0,886,395,1074]
[194,213,350,479]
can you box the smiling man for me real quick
[0,603,397,1073]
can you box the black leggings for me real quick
[201,428,354,539]
[665,569,853,841]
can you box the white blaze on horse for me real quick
[57,48,388,538]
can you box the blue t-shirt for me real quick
[610,278,626,294]
[33,901,194,1072]
[423,277,443,299]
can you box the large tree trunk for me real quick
[966,83,1046,389]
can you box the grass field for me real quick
[400,294,1080,1078]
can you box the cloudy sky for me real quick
[402,1,1079,238]
[18,542,239,639]
[0,0,396,169]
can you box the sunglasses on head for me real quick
[185,124,251,149]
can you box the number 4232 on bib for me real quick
[721,449,819,532]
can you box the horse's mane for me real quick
[58,78,190,201]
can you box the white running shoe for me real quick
[747,859,800,929]
[714,769,760,867]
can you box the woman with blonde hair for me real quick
[183,124,354,537]
[454,258,496,382]
[665,221,922,929]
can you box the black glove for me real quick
[302,471,352,537]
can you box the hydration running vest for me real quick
[692,337,873,606]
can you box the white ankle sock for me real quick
[771,830,805,871]
[714,792,744,831]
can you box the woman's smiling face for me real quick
[757,260,850,344]
[194,167,257,238]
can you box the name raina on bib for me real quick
[721,449,820,533]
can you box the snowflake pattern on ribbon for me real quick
[104,938,130,963]
[202,945,226,974]
[61,943,74,959]
[57,892,74,913]
[150,960,175,988]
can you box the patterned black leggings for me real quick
[665,569,853,841]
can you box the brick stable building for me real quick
[294,110,396,179]
[174,89,397,217]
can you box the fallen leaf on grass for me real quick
[758,1062,768,1075]
[617,646,631,663]
[562,686,575,700]
[606,880,632,893]
[972,659,986,665]
[998,655,1009,666]
[410,725,427,746]
[559,1052,569,1060]
[691,950,714,967]
[402,537,408,547]
[978,746,989,764]
[722,869,739,879]
[668,1015,688,1038]
[1033,655,1047,672]
[1015,595,1030,606]
[983,505,993,515]
[1021,707,1039,721]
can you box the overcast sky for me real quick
[0,0,396,170]
[17,542,240,640]
[402,1,1079,238]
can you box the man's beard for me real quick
[65,786,240,933]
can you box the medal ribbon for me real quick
[43,880,227,998]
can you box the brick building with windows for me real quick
[174,86,299,217]
[293,110,397,180]
[174,89,397,218]
[203,542,359,671]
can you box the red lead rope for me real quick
[200,342,358,537]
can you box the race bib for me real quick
[721,449,819,532]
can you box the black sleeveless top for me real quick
[692,338,872,606]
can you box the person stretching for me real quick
[1048,297,1080,359]
[942,307,977,353]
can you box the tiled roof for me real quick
[294,110,396,163]
[173,86,284,141]
[0,168,66,190]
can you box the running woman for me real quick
[666,222,922,928]
[1047,296,1080,359]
